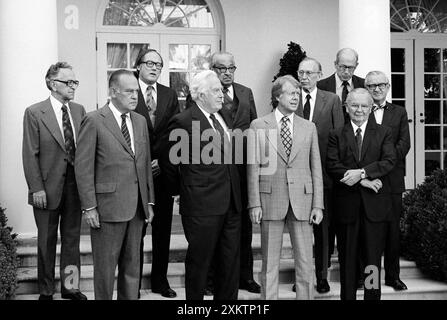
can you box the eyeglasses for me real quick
[336,64,357,71]
[365,83,389,90]
[213,65,237,73]
[53,79,79,88]
[297,70,320,77]
[141,60,163,70]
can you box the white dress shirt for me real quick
[301,87,318,121]
[373,102,387,125]
[139,79,157,105]
[196,104,230,140]
[275,107,294,136]
[350,120,368,141]
[50,95,77,145]
[335,74,353,102]
[109,102,135,153]
[224,85,234,100]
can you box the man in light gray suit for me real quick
[247,75,324,300]
[75,69,155,300]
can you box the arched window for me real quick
[96,0,224,108]
[390,0,447,33]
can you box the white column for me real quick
[0,0,58,237]
[339,0,391,80]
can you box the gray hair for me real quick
[210,51,235,67]
[271,75,300,108]
[45,62,73,90]
[365,70,389,84]
[346,88,373,106]
[190,70,220,101]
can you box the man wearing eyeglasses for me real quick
[318,48,365,122]
[22,62,87,300]
[326,88,396,300]
[205,51,260,295]
[365,71,410,292]
[293,57,344,295]
[133,48,180,298]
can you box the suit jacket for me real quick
[371,102,410,194]
[296,89,344,188]
[247,112,324,221]
[326,121,396,224]
[317,74,365,93]
[75,104,155,222]
[167,102,242,216]
[22,98,86,210]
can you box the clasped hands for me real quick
[340,169,382,193]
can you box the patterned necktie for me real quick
[355,127,362,161]
[146,86,156,126]
[61,105,76,166]
[121,114,133,152]
[303,94,311,120]
[342,81,349,105]
[373,103,387,112]
[222,87,233,111]
[280,116,292,158]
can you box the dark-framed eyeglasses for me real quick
[336,64,357,71]
[213,65,237,73]
[141,60,163,70]
[365,83,388,90]
[53,79,80,88]
[297,70,320,77]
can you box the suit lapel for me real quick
[232,83,243,126]
[343,124,360,165]
[154,83,168,131]
[360,120,376,162]
[311,89,325,123]
[288,114,304,163]
[130,112,143,159]
[296,93,304,117]
[191,103,223,151]
[137,82,154,133]
[101,104,134,157]
[40,98,66,151]
[381,102,395,127]
[264,112,288,163]
[329,74,337,93]
[67,103,82,139]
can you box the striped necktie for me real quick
[61,104,76,166]
[121,113,132,152]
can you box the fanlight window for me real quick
[391,0,447,33]
[103,0,214,28]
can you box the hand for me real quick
[340,169,363,186]
[83,208,100,229]
[146,204,155,224]
[174,195,180,205]
[33,190,47,209]
[151,159,161,177]
[360,178,382,193]
[249,207,262,224]
[309,208,323,225]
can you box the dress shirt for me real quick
[335,74,353,102]
[109,102,135,153]
[350,120,368,141]
[139,79,157,106]
[49,95,77,145]
[373,102,387,125]
[224,85,234,100]
[275,107,294,136]
[301,87,318,121]
[196,104,230,140]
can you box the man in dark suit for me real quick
[167,70,242,300]
[294,57,345,294]
[365,71,410,291]
[75,70,155,300]
[206,51,260,294]
[22,62,87,301]
[317,48,365,121]
[133,48,180,298]
[326,88,396,300]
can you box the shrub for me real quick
[0,205,19,299]
[401,169,447,281]
[273,41,306,82]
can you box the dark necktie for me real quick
[209,113,228,145]
[61,105,76,166]
[146,86,156,126]
[121,114,133,152]
[303,94,311,120]
[342,81,349,105]
[222,87,233,111]
[373,103,387,112]
[355,127,362,161]
[280,116,292,158]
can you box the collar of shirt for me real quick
[223,85,234,100]
[373,101,387,110]
[275,107,294,136]
[49,94,77,143]
[301,87,317,120]
[139,79,157,101]
[335,73,353,88]
[350,120,368,139]
[109,102,135,152]
[196,104,230,138]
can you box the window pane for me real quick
[425,126,440,150]
[391,48,405,72]
[444,49,447,72]
[392,100,405,107]
[444,101,447,124]
[425,100,440,124]
[391,74,405,98]
[425,152,440,176]
[425,75,440,98]
[170,72,189,98]
[444,75,447,98]
[130,44,150,69]
[191,45,211,70]
[169,44,189,70]
[107,43,127,69]
[425,48,441,72]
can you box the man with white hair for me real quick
[167,70,242,300]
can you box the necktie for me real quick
[303,94,311,120]
[61,105,76,166]
[222,87,233,111]
[355,127,362,161]
[146,86,156,126]
[280,116,292,158]
[342,81,349,105]
[373,103,387,112]
[121,114,133,152]
[209,113,228,144]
